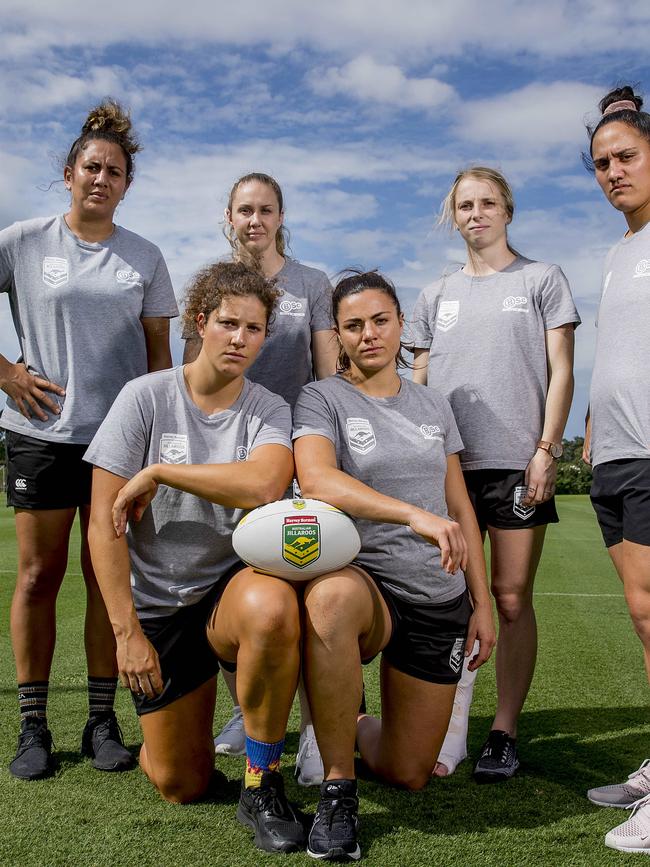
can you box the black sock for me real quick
[18,681,48,722]
[87,676,118,718]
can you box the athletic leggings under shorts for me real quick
[463,467,559,532]
[361,567,472,685]
[590,458,650,548]
[5,429,93,509]
[131,562,244,716]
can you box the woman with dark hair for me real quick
[183,172,337,784]
[0,99,178,781]
[582,85,650,855]
[411,166,580,782]
[292,270,495,861]
[87,261,309,855]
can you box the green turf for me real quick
[0,496,648,865]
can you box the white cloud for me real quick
[308,56,455,110]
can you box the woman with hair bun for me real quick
[0,99,178,781]
[582,84,650,855]
[183,172,337,785]
[411,166,579,783]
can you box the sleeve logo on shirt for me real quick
[502,295,528,313]
[633,259,650,278]
[513,486,535,520]
[116,269,144,286]
[159,433,188,464]
[279,297,306,317]
[42,257,69,288]
[236,446,249,461]
[346,417,376,454]
[420,424,443,441]
[436,300,459,332]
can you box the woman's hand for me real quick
[112,467,159,536]
[116,629,163,698]
[464,602,496,672]
[408,510,468,574]
[521,449,557,506]
[0,361,65,421]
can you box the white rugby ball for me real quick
[232,498,361,581]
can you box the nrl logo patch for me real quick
[513,486,535,520]
[283,515,320,569]
[449,637,464,674]
[420,424,442,440]
[436,300,459,332]
[159,433,188,464]
[346,418,376,455]
[42,257,69,288]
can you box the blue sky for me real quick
[2,1,649,437]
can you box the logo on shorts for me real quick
[116,268,143,285]
[436,300,459,332]
[236,446,248,462]
[346,418,376,455]
[634,259,650,278]
[502,295,528,313]
[159,433,188,464]
[513,486,535,520]
[420,424,442,441]
[279,297,305,317]
[42,257,69,288]
[449,637,464,674]
[14,478,27,491]
[283,516,320,569]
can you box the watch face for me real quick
[550,443,563,459]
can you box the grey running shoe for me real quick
[296,725,325,787]
[588,759,650,808]
[214,705,246,756]
[9,717,53,781]
[605,793,650,853]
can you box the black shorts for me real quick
[364,575,473,685]
[591,459,650,548]
[131,563,244,716]
[463,468,559,532]
[4,429,92,509]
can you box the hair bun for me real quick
[81,98,140,154]
[599,85,644,115]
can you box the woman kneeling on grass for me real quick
[291,270,496,862]
[86,261,310,855]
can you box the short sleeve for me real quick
[83,382,150,479]
[309,271,334,333]
[537,265,581,331]
[0,222,20,294]
[440,395,464,455]
[292,383,337,444]
[409,286,436,349]
[141,250,179,318]
[248,394,293,452]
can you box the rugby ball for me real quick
[232,498,361,581]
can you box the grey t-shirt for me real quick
[590,224,650,466]
[410,257,580,470]
[293,374,466,605]
[84,367,292,619]
[0,215,178,444]
[183,258,332,407]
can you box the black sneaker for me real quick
[307,778,361,862]
[81,712,136,772]
[473,730,520,783]
[237,770,307,853]
[9,717,53,781]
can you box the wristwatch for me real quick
[537,440,563,459]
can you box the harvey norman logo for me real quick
[502,295,528,313]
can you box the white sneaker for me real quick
[588,760,650,808]
[214,705,246,756]
[435,642,478,775]
[605,793,650,853]
[295,724,324,787]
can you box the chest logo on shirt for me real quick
[116,269,144,286]
[420,424,443,442]
[346,418,376,455]
[283,515,320,568]
[513,486,535,520]
[436,300,459,332]
[159,433,188,464]
[279,297,306,317]
[236,446,249,462]
[42,257,69,288]
[502,295,528,313]
[633,259,650,278]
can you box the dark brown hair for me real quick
[65,98,140,183]
[584,84,650,171]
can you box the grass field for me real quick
[1,495,649,866]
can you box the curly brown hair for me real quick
[182,260,282,335]
[65,98,141,183]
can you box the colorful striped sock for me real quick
[244,735,285,789]
[17,681,48,722]
[87,676,118,718]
